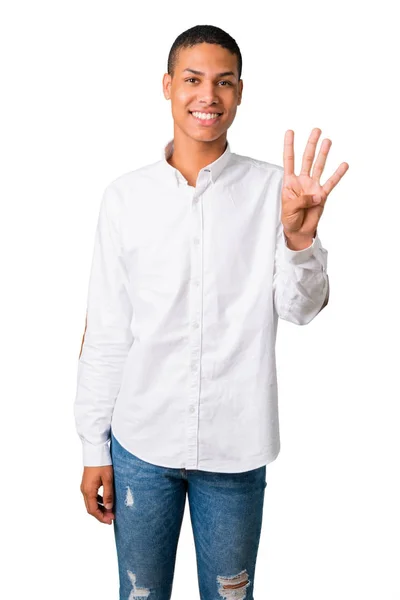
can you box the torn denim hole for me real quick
[217,569,250,599]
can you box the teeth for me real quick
[192,111,220,120]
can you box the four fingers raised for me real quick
[284,128,349,193]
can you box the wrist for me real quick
[283,229,316,251]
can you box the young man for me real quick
[74,24,349,600]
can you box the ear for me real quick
[237,79,243,106]
[162,73,172,100]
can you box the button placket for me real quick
[186,180,207,469]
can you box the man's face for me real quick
[163,42,243,143]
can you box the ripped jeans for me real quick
[110,428,267,600]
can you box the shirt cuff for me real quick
[82,441,112,467]
[282,232,321,264]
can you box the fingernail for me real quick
[312,196,320,204]
[105,503,113,509]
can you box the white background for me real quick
[2,0,399,598]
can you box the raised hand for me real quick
[282,128,349,249]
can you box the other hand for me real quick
[80,465,115,525]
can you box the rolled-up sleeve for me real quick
[74,184,134,466]
[272,184,330,325]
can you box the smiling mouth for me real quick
[189,111,223,124]
[189,111,223,114]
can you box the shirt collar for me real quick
[161,138,232,186]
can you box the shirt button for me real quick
[194,237,200,245]
[193,321,199,329]
[189,405,195,413]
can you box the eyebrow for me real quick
[183,68,237,79]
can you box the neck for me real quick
[167,128,227,187]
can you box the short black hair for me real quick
[167,25,242,81]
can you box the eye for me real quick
[184,78,233,86]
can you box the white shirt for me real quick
[74,138,329,472]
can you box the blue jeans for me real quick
[110,429,267,600]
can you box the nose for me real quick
[197,81,220,105]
